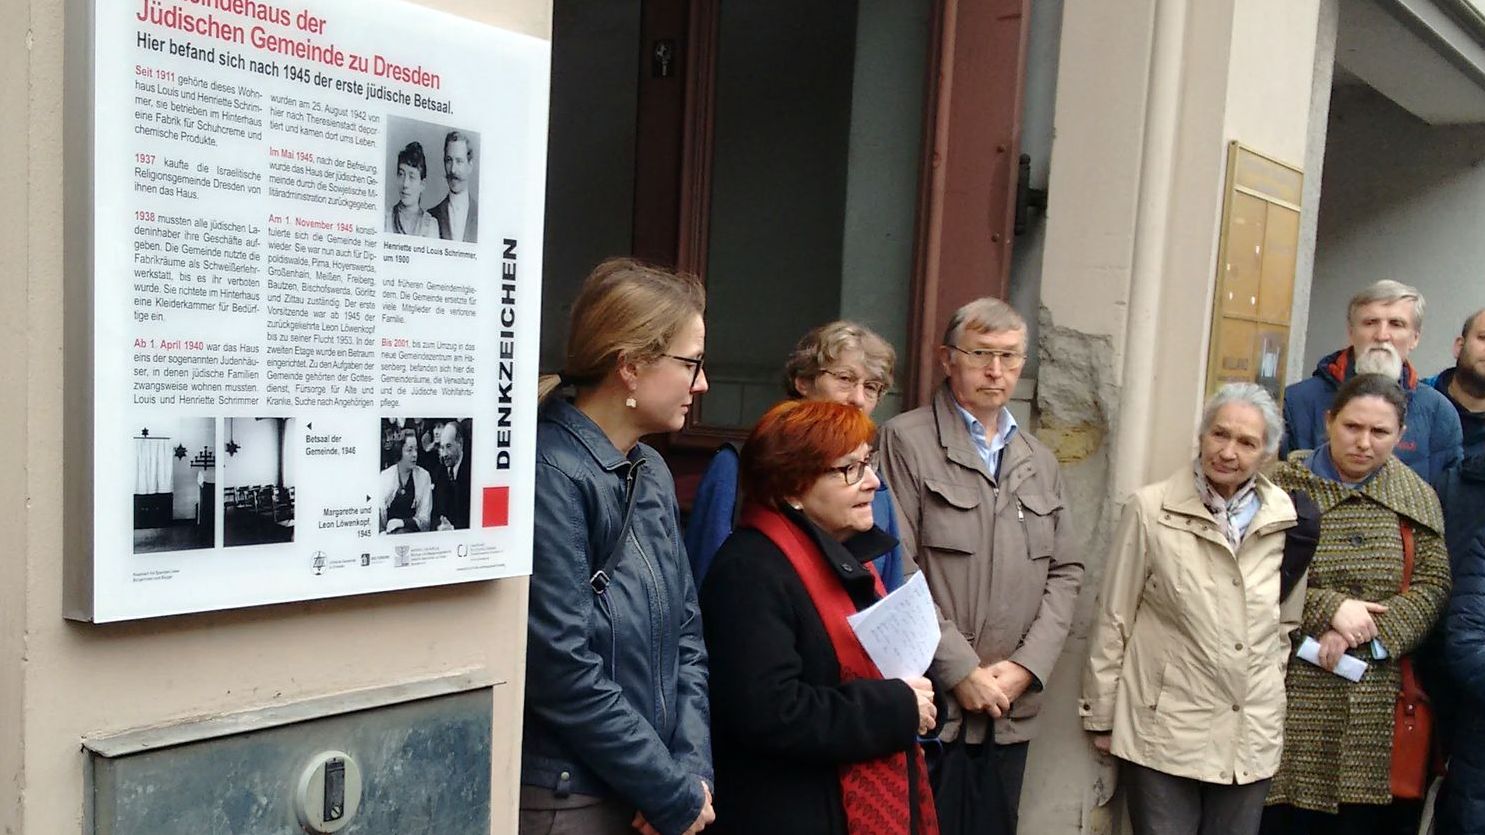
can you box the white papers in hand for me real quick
[1295,636,1368,682]
[847,571,939,680]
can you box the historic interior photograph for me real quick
[222,417,298,547]
[132,417,217,554]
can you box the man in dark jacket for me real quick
[1443,526,1485,834]
[1437,453,1485,573]
[1282,279,1462,482]
[1424,308,1485,461]
[431,420,471,530]
[428,131,478,243]
[1432,454,1485,833]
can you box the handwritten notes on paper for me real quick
[847,572,940,679]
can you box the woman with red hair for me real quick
[700,399,939,835]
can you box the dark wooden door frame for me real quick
[673,0,718,286]
[632,0,695,266]
[906,0,1032,407]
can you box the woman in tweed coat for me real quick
[1261,374,1452,835]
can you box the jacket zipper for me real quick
[631,529,668,728]
[594,460,645,682]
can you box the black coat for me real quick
[699,508,922,835]
[432,459,471,529]
[1421,455,1485,732]
[1436,454,1485,574]
[1445,529,1485,833]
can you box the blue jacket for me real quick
[1281,348,1462,483]
[684,444,905,591]
[1424,368,1485,461]
[523,399,712,835]
[1444,528,1485,834]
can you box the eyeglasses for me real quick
[664,353,706,387]
[826,459,873,486]
[946,345,1027,370]
[818,368,888,401]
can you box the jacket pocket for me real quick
[1139,658,1175,759]
[921,479,981,555]
[1017,491,1060,559]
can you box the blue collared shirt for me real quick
[953,399,1019,478]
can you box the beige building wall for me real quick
[1025,1,1325,831]
[0,0,550,832]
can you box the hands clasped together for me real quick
[952,660,1034,719]
[632,779,715,835]
[1315,597,1389,670]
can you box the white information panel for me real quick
[89,0,548,621]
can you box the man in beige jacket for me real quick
[877,297,1084,831]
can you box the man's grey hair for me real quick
[1347,279,1425,332]
[942,297,1027,347]
[1199,383,1283,456]
[1461,308,1485,339]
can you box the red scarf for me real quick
[741,504,939,835]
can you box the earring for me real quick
[625,396,637,409]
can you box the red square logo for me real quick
[482,486,510,527]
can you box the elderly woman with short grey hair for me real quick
[685,320,904,588]
[1081,383,1306,835]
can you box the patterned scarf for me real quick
[740,504,939,835]
[1193,460,1261,551]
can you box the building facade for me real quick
[6,0,1484,831]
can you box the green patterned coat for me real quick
[1267,452,1451,812]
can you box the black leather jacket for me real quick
[522,399,712,835]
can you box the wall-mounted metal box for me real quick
[86,674,494,834]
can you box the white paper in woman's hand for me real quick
[847,572,938,679]
[1296,636,1368,682]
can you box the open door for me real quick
[543,0,1030,504]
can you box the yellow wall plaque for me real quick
[1205,143,1303,401]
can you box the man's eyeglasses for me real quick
[818,368,888,401]
[664,353,706,387]
[826,459,873,486]
[946,345,1027,370]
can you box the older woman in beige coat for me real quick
[1081,383,1304,835]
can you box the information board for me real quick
[75,0,548,621]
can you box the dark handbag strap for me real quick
[590,456,646,595]
[1280,490,1321,601]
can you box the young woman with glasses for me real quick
[521,258,716,835]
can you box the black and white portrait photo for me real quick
[379,418,473,535]
[384,116,480,243]
[221,418,297,547]
[133,418,216,554]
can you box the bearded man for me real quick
[1425,308,1485,460]
[1281,279,1462,481]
